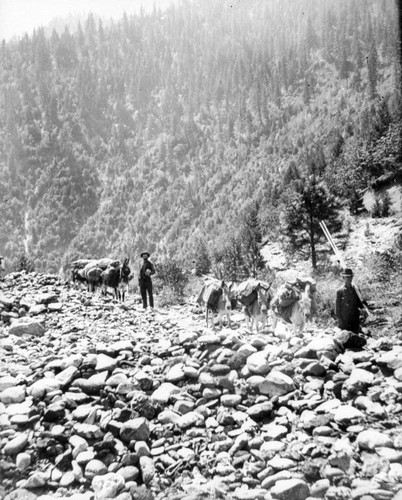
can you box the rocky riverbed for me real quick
[1,271,402,500]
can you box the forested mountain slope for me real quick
[0,0,400,272]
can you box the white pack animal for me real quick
[196,279,233,330]
[270,283,312,336]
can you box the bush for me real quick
[13,254,35,273]
[354,249,402,331]
[154,259,189,298]
[371,192,393,218]
[357,249,401,286]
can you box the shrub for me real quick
[154,258,189,300]
[13,254,35,273]
[371,192,393,218]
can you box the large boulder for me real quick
[259,371,295,397]
[356,429,394,450]
[294,336,344,361]
[376,347,402,371]
[271,479,310,500]
[120,418,150,443]
[9,320,46,337]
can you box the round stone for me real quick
[92,472,125,499]
[16,452,31,471]
[85,459,108,479]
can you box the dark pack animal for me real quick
[196,279,233,330]
[71,258,120,293]
[236,279,272,333]
[101,258,132,301]
[71,267,87,289]
[84,266,103,293]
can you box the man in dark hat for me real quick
[335,268,365,334]
[139,252,155,310]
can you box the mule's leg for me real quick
[244,312,249,331]
[271,313,277,334]
[244,307,251,332]
[291,305,304,337]
[211,310,216,331]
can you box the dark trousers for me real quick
[338,315,360,334]
[140,279,153,308]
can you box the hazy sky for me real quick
[0,0,178,40]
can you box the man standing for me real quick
[335,268,365,333]
[139,252,155,310]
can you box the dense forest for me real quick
[0,0,401,273]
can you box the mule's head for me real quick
[120,258,131,281]
[257,286,272,314]
[220,281,232,311]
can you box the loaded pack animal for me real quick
[236,279,273,333]
[71,258,131,298]
[71,259,97,290]
[79,259,111,293]
[101,258,132,301]
[270,279,315,336]
[196,278,233,330]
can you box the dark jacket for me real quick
[139,260,155,283]
[335,284,364,333]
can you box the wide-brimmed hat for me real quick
[341,268,354,277]
[140,252,150,258]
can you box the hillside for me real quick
[1,258,402,499]
[0,0,401,272]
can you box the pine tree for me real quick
[280,176,342,269]
[239,202,265,277]
[367,41,378,98]
[193,237,211,276]
[211,235,245,282]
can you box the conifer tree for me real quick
[367,41,378,98]
[193,237,211,277]
[239,202,265,277]
[280,176,342,269]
